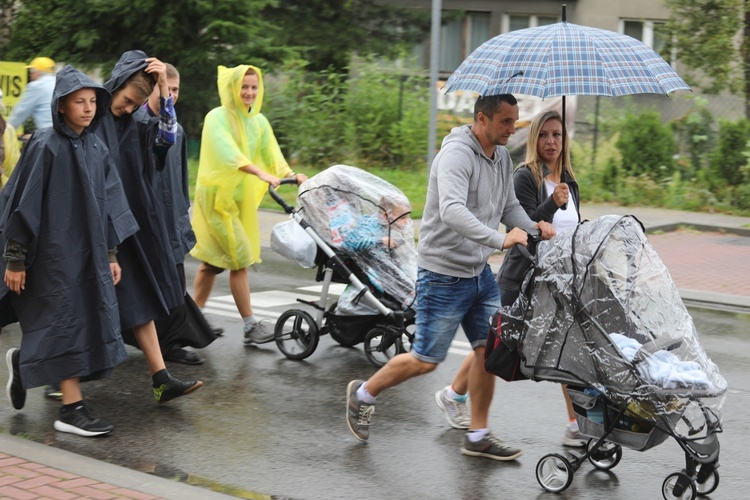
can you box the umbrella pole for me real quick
[561,94,568,210]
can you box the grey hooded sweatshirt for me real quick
[417,124,536,278]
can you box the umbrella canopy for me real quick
[443,21,690,99]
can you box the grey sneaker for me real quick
[346,380,374,442]
[6,348,26,410]
[562,424,586,447]
[243,321,274,344]
[435,386,470,430]
[462,432,523,461]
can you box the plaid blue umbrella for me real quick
[443,22,690,98]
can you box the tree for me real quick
[616,111,677,177]
[1,0,292,138]
[261,0,431,72]
[665,0,750,118]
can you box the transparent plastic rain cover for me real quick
[502,215,727,437]
[296,165,417,310]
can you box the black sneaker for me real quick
[346,380,374,442]
[153,375,203,403]
[6,348,26,410]
[461,432,523,461]
[54,403,113,437]
[45,383,63,400]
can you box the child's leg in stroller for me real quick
[193,262,218,308]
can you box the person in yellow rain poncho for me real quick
[1,89,21,189]
[191,64,306,345]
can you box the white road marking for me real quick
[202,288,475,358]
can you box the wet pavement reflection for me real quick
[0,252,747,499]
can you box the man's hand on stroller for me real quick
[503,227,530,249]
[534,221,555,240]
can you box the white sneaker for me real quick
[562,423,586,447]
[434,386,470,430]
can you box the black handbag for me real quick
[484,310,528,382]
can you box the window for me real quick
[621,19,668,55]
[504,14,559,33]
[439,11,491,73]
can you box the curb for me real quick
[0,433,238,500]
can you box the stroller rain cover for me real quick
[503,215,727,439]
[296,164,417,310]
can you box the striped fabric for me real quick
[443,22,690,98]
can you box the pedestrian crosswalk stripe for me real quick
[201,287,473,358]
[296,283,347,295]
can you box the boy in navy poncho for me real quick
[1,65,138,436]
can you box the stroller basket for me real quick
[568,387,672,452]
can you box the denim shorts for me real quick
[411,265,501,364]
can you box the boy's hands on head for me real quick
[144,57,169,98]
[4,269,25,294]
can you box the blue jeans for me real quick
[411,265,501,364]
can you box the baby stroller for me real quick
[268,164,416,367]
[490,215,726,499]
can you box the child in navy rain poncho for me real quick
[1,65,138,436]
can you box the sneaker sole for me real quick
[6,349,24,410]
[434,390,470,430]
[562,437,587,447]
[157,381,204,404]
[54,420,112,437]
[5,349,13,407]
[346,380,368,442]
[461,447,523,461]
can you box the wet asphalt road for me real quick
[1,250,748,499]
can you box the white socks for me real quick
[243,315,258,329]
[467,428,489,442]
[357,382,377,404]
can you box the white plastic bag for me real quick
[270,218,317,268]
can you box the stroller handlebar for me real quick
[268,178,300,214]
[514,227,541,265]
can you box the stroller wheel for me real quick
[695,467,719,496]
[662,471,696,500]
[535,453,574,493]
[364,326,403,367]
[274,310,319,360]
[586,439,622,470]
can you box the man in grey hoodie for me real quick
[346,94,554,460]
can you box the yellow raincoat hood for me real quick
[190,64,291,270]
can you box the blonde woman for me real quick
[190,65,306,344]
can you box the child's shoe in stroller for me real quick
[461,431,522,461]
[562,421,586,447]
[434,386,470,429]
[243,321,275,344]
